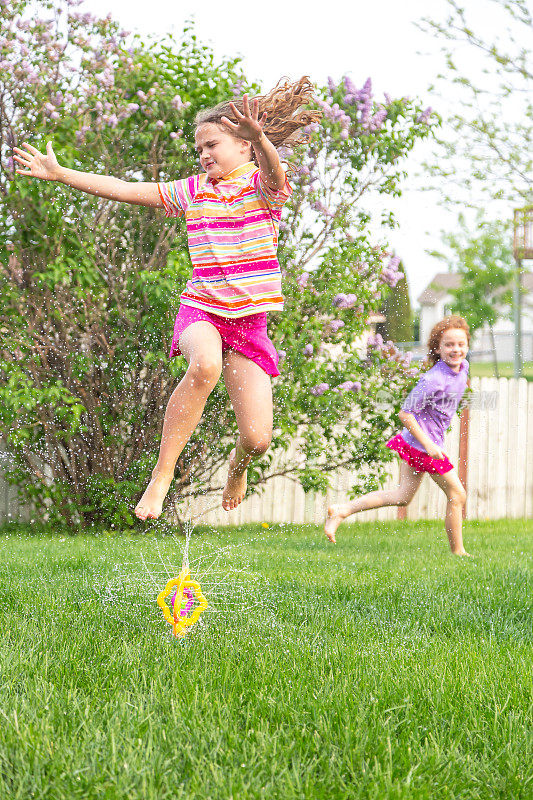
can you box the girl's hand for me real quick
[426,443,445,460]
[221,94,267,143]
[13,141,61,181]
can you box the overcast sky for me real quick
[82,0,510,304]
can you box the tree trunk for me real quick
[489,325,499,379]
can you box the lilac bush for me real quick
[0,0,434,525]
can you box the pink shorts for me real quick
[170,304,280,377]
[386,434,454,475]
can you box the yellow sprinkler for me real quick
[157,567,208,639]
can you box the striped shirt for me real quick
[158,161,292,317]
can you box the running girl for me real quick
[14,78,320,519]
[325,316,471,555]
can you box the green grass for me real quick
[0,520,531,799]
[469,361,533,380]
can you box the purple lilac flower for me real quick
[231,80,245,97]
[311,200,333,217]
[329,320,345,334]
[303,344,314,357]
[416,106,432,124]
[355,78,374,129]
[343,75,357,96]
[379,255,402,288]
[368,107,387,132]
[297,271,310,288]
[310,382,329,396]
[356,78,372,104]
[367,333,384,349]
[100,69,114,89]
[360,98,373,129]
[332,292,358,309]
[336,380,361,392]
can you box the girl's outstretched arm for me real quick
[13,141,163,208]
[221,95,286,191]
[398,410,445,460]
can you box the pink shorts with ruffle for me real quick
[386,434,454,475]
[170,304,280,377]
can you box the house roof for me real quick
[418,271,533,305]
[418,273,460,305]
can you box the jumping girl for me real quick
[325,316,471,556]
[14,78,321,520]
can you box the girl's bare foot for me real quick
[134,472,174,520]
[222,448,248,511]
[452,549,472,557]
[324,504,347,543]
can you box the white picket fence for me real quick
[1,377,532,525]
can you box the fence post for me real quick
[458,405,470,518]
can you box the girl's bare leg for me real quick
[221,350,273,511]
[134,322,223,520]
[325,461,423,542]
[429,468,470,555]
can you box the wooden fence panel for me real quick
[487,378,505,519]
[515,379,529,517]
[526,381,533,519]
[506,380,520,518]
[466,376,482,519]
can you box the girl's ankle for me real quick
[151,468,174,481]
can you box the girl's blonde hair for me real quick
[195,76,322,158]
[427,315,470,366]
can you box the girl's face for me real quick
[195,123,252,180]
[437,327,469,371]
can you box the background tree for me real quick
[0,0,433,529]
[418,0,533,207]
[431,215,515,377]
[378,260,413,343]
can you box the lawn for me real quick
[469,361,533,380]
[0,520,531,799]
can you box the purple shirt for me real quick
[400,359,469,453]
